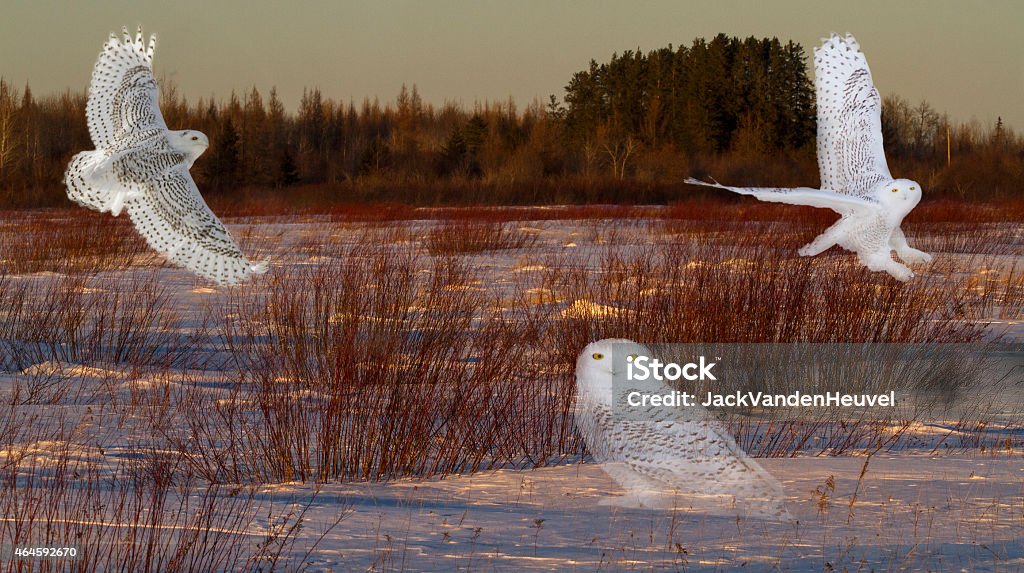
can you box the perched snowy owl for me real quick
[64,27,266,285]
[574,339,789,519]
[686,33,932,281]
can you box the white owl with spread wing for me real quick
[686,34,932,281]
[64,27,267,285]
[574,339,790,520]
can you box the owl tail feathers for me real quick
[64,150,142,216]
[65,150,117,212]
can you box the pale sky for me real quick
[2,1,1022,129]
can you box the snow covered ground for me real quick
[267,457,1024,571]
[1,213,1021,571]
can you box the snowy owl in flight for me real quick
[686,33,932,281]
[64,27,266,285]
[574,339,790,519]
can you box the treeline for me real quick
[0,34,1021,209]
[561,36,816,154]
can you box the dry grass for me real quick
[0,197,1020,567]
[0,210,146,274]
[0,270,194,375]
[0,402,335,572]
[176,239,563,482]
[425,220,539,255]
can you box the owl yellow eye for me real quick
[592,353,605,360]
[626,354,638,360]
[891,188,899,193]
[909,186,916,190]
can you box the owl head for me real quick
[171,130,210,167]
[874,178,923,215]
[576,338,653,396]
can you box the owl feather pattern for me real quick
[686,34,932,281]
[64,26,266,285]
[574,340,790,519]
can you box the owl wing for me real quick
[87,27,166,151]
[684,178,876,216]
[577,398,785,506]
[814,33,892,197]
[120,151,266,285]
[621,418,786,503]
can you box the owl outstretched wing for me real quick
[814,33,892,196]
[65,26,266,285]
[126,161,267,285]
[684,177,876,216]
[86,27,166,150]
